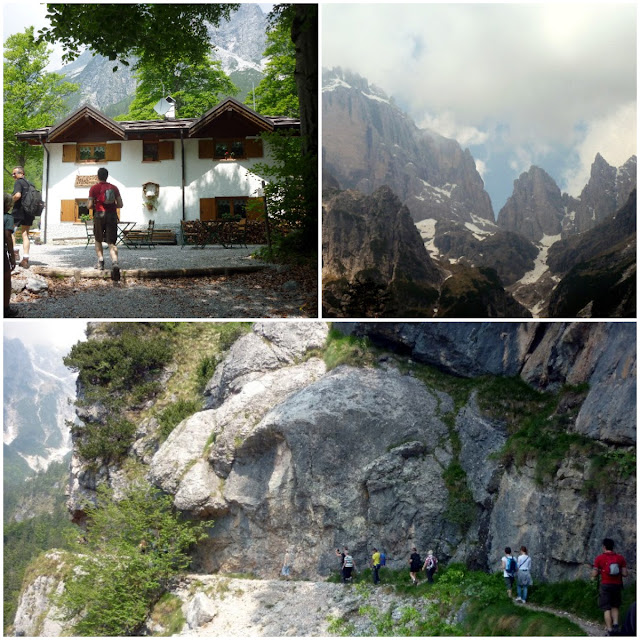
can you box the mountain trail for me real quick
[515,601,603,637]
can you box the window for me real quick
[200,197,263,221]
[63,143,122,163]
[214,140,245,159]
[142,141,174,162]
[78,144,106,162]
[143,142,159,162]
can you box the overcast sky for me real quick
[323,3,637,213]
[4,320,88,353]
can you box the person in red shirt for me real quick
[592,538,628,635]
[88,167,123,278]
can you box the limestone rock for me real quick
[186,592,216,629]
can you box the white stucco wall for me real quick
[41,138,272,243]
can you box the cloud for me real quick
[418,111,489,147]
[323,3,636,163]
[562,102,637,196]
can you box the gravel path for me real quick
[8,244,318,318]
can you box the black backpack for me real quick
[21,181,45,218]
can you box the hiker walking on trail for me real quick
[502,547,517,598]
[11,167,35,269]
[422,549,438,583]
[342,549,356,583]
[592,538,628,635]
[409,547,422,585]
[515,546,532,603]
[371,547,381,585]
[88,167,123,279]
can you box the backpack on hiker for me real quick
[103,187,117,206]
[506,556,518,575]
[426,555,437,571]
[344,555,354,568]
[380,552,386,567]
[20,181,45,218]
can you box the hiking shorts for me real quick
[13,209,34,227]
[599,584,623,611]
[93,210,118,246]
[504,575,515,589]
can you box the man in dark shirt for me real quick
[88,167,123,279]
[11,166,34,268]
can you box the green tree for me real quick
[58,483,211,636]
[3,27,78,191]
[253,130,316,258]
[39,4,238,71]
[122,59,238,120]
[250,18,298,117]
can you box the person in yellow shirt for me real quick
[371,547,381,584]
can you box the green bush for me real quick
[73,416,136,465]
[156,399,201,442]
[57,483,211,636]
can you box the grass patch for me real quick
[149,593,185,636]
[322,328,380,371]
[533,579,636,624]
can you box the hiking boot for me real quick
[95,260,105,270]
[19,258,29,269]
[111,263,120,282]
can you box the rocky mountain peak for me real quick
[497,165,564,242]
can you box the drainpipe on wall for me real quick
[180,129,186,222]
[41,137,50,244]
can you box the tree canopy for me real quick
[123,59,238,120]
[250,17,298,117]
[3,27,78,189]
[39,4,239,71]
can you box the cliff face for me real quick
[322,186,443,316]
[68,322,636,577]
[322,68,494,225]
[17,322,636,635]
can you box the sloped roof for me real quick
[188,97,275,137]
[16,99,300,144]
[47,105,126,142]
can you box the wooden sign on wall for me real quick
[75,175,99,188]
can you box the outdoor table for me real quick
[116,221,137,247]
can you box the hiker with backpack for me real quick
[11,166,43,269]
[409,547,422,586]
[422,549,438,583]
[4,192,18,317]
[515,546,532,603]
[88,167,123,279]
[502,547,518,598]
[592,538,628,635]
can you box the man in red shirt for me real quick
[88,167,123,278]
[592,538,628,635]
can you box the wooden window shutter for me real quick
[198,140,214,159]
[60,200,76,222]
[246,197,265,221]
[62,145,76,162]
[245,138,264,158]
[199,198,216,221]
[158,141,174,160]
[105,143,121,161]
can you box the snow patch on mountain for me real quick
[517,234,562,286]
